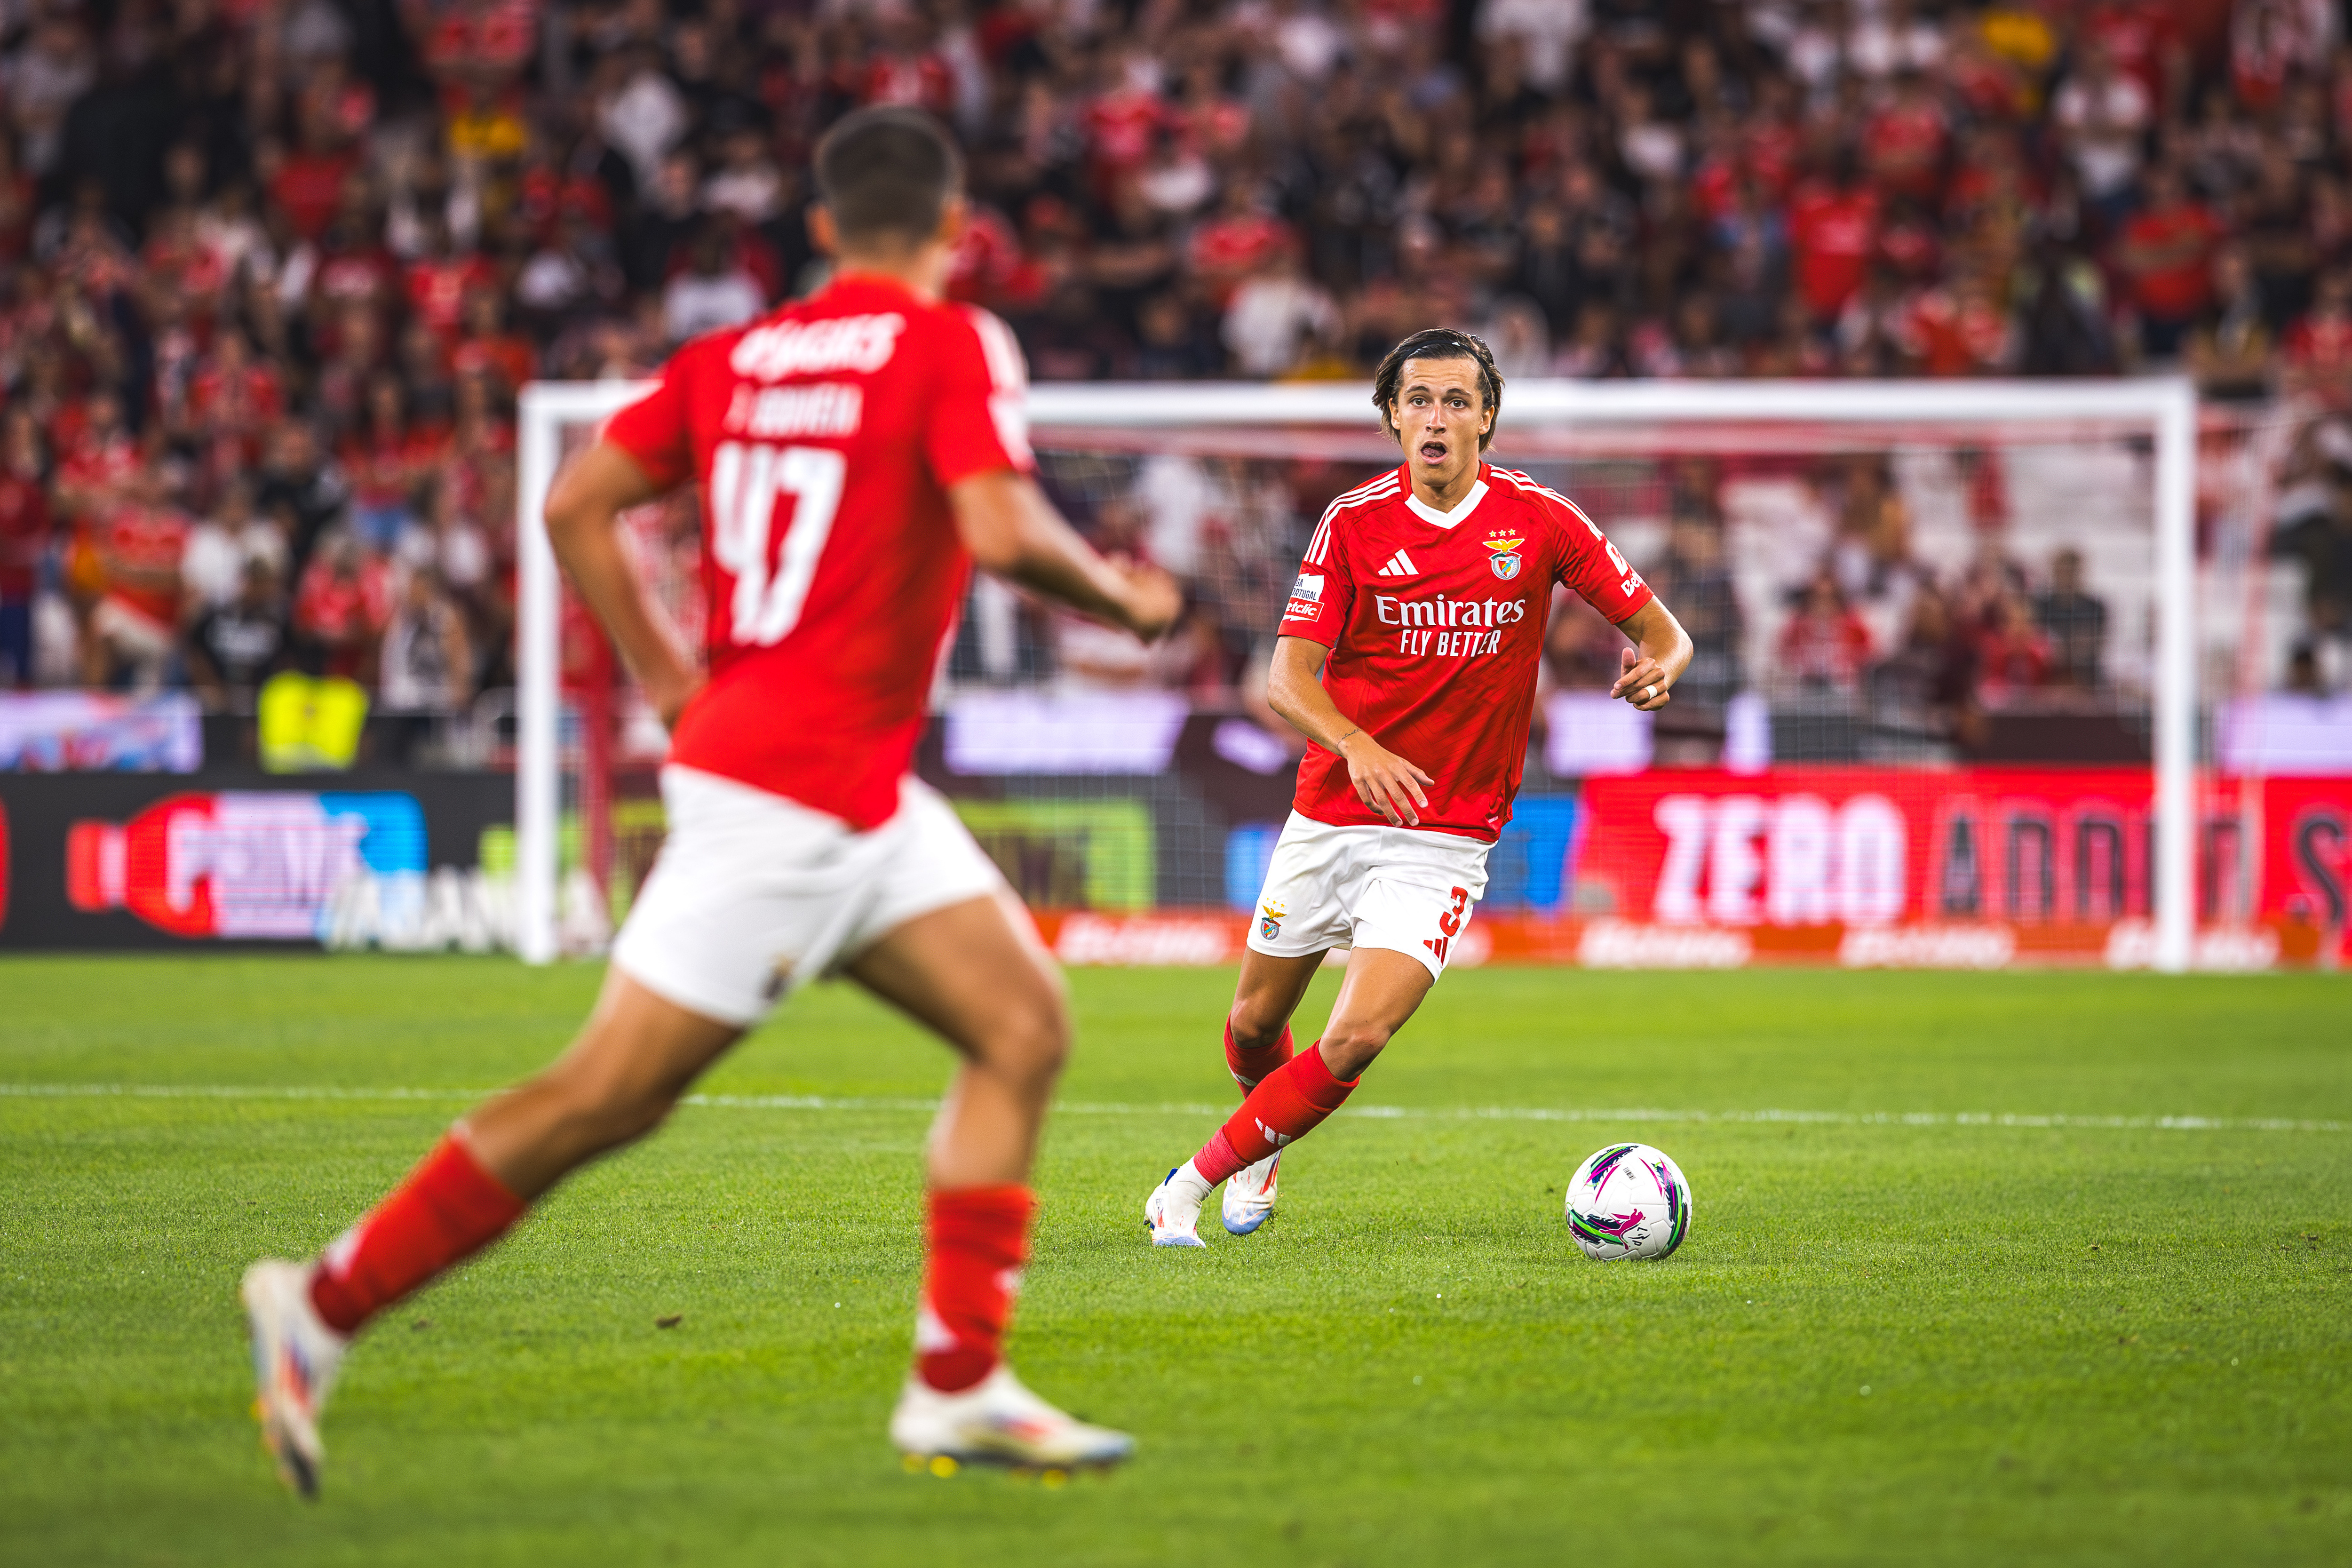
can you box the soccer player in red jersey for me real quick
[1144,328,1692,1245]
[240,109,1180,1493]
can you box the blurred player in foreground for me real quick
[1144,328,1691,1245]
[241,108,1180,1492]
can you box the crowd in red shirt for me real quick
[0,0,2343,705]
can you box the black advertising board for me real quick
[0,771,513,950]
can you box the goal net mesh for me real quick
[533,394,2325,970]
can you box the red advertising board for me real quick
[1571,768,2351,965]
[2260,777,2352,931]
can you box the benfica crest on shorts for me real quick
[1483,533,1525,580]
[1258,899,1285,940]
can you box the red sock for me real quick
[915,1185,1034,1393]
[1192,1044,1358,1186]
[308,1134,528,1335]
[1224,1020,1295,1092]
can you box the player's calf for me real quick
[1223,1017,1295,1091]
[306,1132,529,1335]
[1313,1015,1398,1082]
[469,983,741,1195]
[1145,1044,1360,1245]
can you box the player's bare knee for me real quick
[1226,999,1288,1053]
[981,989,1070,1088]
[1319,1024,1392,1080]
[1023,997,1073,1082]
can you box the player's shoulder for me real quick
[1301,465,1407,566]
[1485,464,1606,540]
[1316,468,1409,528]
[927,298,1028,388]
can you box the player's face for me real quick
[1389,358,1491,489]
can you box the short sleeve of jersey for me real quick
[1277,525,1353,645]
[600,353,696,492]
[1546,489,1653,624]
[925,307,1034,487]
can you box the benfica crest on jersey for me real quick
[1483,533,1525,580]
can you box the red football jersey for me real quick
[602,273,1033,829]
[1790,183,1881,318]
[1279,464,1653,842]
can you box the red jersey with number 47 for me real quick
[1280,464,1653,842]
[602,274,1033,828]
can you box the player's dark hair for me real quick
[1374,327,1503,451]
[815,108,964,247]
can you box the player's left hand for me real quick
[1611,647,1672,711]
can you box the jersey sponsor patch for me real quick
[1284,571,1325,620]
[1372,591,1527,628]
[728,313,906,382]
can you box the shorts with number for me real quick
[612,765,1008,1027]
[1244,811,1492,982]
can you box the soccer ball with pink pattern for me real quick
[1565,1143,1692,1261]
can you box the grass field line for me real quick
[2,1081,2345,1135]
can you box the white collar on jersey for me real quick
[1403,477,1489,530]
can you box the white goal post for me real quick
[515,376,2201,972]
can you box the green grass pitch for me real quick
[2,956,2348,1566]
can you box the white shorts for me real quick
[1245,812,1492,982]
[611,766,1008,1027]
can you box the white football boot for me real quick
[890,1364,1136,1473]
[240,1259,350,1498]
[1220,1150,1280,1235]
[1142,1164,1209,1248]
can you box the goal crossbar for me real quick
[514,376,2200,971]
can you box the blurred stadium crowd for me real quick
[0,0,2346,731]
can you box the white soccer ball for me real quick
[1565,1143,1692,1261]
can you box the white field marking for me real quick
[0,1083,2344,1135]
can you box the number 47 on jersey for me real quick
[708,441,846,646]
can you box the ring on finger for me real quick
[1643,684,1657,701]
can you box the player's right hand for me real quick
[1115,562,1184,643]
[1337,732,1434,828]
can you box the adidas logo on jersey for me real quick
[1376,549,1420,578]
